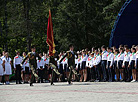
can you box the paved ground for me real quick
[0,82,138,102]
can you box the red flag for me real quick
[46,10,55,56]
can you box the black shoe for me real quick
[51,83,54,85]
[19,82,22,84]
[126,79,130,82]
[30,83,33,86]
[68,81,73,85]
[101,79,106,82]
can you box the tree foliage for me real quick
[0,0,126,57]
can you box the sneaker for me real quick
[95,80,99,82]
[5,82,10,85]
[0,82,3,85]
[131,80,136,82]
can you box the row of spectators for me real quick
[0,44,138,85]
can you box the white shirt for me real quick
[117,53,124,61]
[37,58,45,69]
[76,57,81,69]
[1,56,5,60]
[93,54,101,66]
[135,51,138,58]
[101,51,108,60]
[129,53,136,65]
[13,55,22,68]
[75,58,78,65]
[23,60,30,71]
[114,54,118,61]
[86,56,93,67]
[123,52,130,66]
[81,54,88,62]
[89,57,95,68]
[107,52,114,67]
[44,58,49,65]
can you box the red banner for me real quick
[46,10,55,56]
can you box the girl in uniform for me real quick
[81,50,88,82]
[44,54,49,82]
[129,48,136,82]
[93,50,101,82]
[21,52,26,83]
[23,58,30,83]
[117,48,124,81]
[135,46,138,81]
[0,58,4,85]
[3,52,12,85]
[114,49,119,81]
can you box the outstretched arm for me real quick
[59,53,67,63]
[21,54,29,65]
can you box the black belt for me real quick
[102,60,107,61]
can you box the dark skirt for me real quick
[64,64,69,72]
[24,67,29,74]
[118,60,123,69]
[59,64,64,74]
[113,61,117,70]
[81,61,86,70]
[77,63,80,71]
[136,58,138,69]
[130,60,136,69]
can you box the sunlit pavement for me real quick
[0,82,138,102]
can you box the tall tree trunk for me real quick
[26,0,31,52]
[84,0,88,48]
[23,0,31,52]
[4,0,8,51]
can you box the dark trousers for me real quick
[124,62,131,81]
[101,60,107,81]
[89,67,96,80]
[38,67,44,83]
[95,64,101,81]
[15,65,21,83]
[107,61,113,82]
[112,62,116,81]
[59,64,65,81]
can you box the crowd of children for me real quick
[0,44,138,85]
